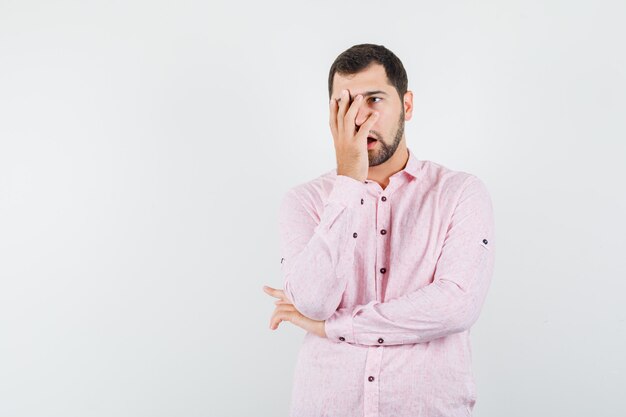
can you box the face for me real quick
[331,63,412,167]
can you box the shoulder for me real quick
[279,169,337,221]
[419,159,490,202]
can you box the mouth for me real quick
[367,136,378,149]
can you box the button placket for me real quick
[375,192,390,302]
[363,346,383,417]
[352,195,365,240]
[340,193,365,345]
[377,197,388,278]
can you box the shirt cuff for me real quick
[324,307,356,344]
[326,175,366,209]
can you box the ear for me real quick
[403,90,414,121]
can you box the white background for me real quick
[1,1,625,416]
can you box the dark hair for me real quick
[327,43,408,103]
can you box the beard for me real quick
[368,110,405,167]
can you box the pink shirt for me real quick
[278,147,495,417]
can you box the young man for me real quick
[263,43,495,417]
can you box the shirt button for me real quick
[353,232,358,238]
[380,229,387,235]
[378,338,384,344]
[381,196,387,201]
[339,336,345,341]
[361,198,364,205]
[380,267,386,274]
[368,376,375,382]
[483,238,488,244]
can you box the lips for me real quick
[367,136,377,143]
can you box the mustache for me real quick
[367,131,381,140]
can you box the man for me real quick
[263,43,495,417]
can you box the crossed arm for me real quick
[265,175,495,347]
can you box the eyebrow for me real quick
[336,90,389,101]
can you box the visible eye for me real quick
[369,97,382,103]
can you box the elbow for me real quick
[297,302,335,321]
[283,280,341,321]
[441,276,490,333]
[447,297,482,333]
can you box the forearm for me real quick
[279,175,366,320]
[324,251,494,346]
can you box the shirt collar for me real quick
[330,146,422,180]
[402,147,421,179]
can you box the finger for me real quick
[343,94,363,139]
[270,309,295,330]
[272,289,289,302]
[275,304,296,313]
[263,286,286,300]
[354,111,379,142]
[270,308,283,329]
[336,89,350,136]
[329,97,338,141]
[263,286,278,298]
[270,315,283,330]
[275,300,292,305]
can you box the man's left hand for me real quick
[263,285,327,338]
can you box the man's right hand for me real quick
[329,89,379,182]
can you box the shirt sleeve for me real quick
[279,175,366,321]
[324,176,496,346]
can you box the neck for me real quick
[366,140,409,189]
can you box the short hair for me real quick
[327,43,408,103]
